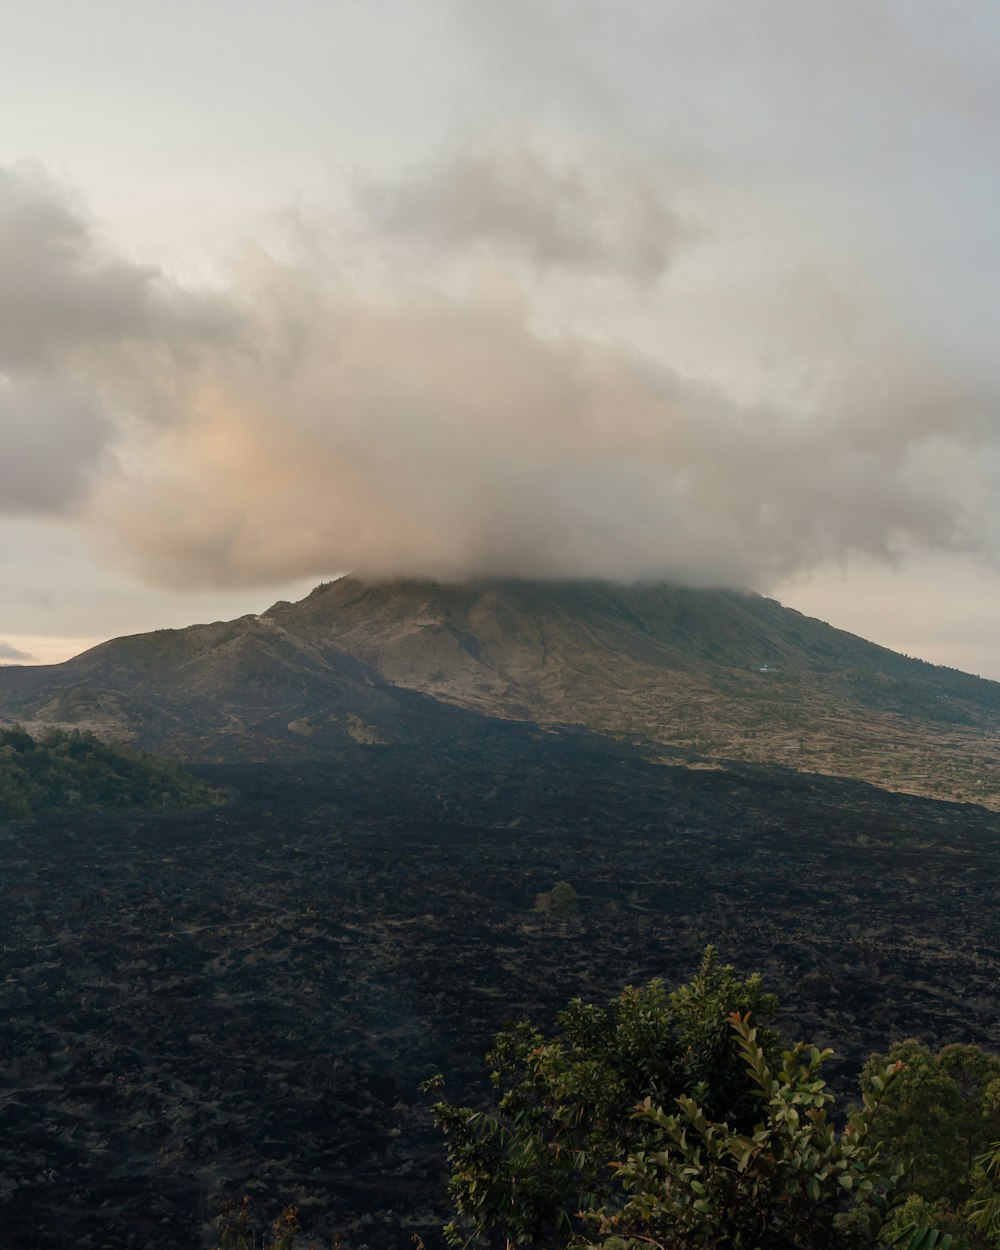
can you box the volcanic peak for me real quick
[2,575,1000,806]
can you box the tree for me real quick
[536,881,581,918]
[428,951,948,1250]
[968,1138,1000,1243]
[0,725,220,819]
[428,949,782,1248]
[861,1039,1000,1246]
[580,1013,907,1250]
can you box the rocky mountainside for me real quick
[0,608,472,761]
[3,576,1000,805]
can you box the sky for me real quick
[3,0,1000,675]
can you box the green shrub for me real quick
[535,880,581,918]
[579,1013,906,1249]
[427,948,779,1247]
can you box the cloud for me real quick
[1,154,999,596]
[0,164,155,370]
[361,146,686,284]
[0,377,113,514]
[0,164,230,371]
[0,640,33,661]
[96,251,994,591]
[0,164,237,517]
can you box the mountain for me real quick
[3,576,1000,805]
[0,603,471,761]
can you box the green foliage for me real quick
[536,880,581,918]
[890,1196,972,1246]
[0,725,221,820]
[892,1228,962,1250]
[967,1140,1000,1242]
[429,954,1000,1250]
[579,1012,906,1250]
[427,947,779,1248]
[862,1041,970,1201]
[862,1039,1000,1245]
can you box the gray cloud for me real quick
[0,378,113,515]
[1,157,998,596]
[0,640,33,661]
[0,164,155,370]
[2,585,53,611]
[97,256,995,592]
[0,165,238,516]
[362,146,685,283]
[0,165,236,374]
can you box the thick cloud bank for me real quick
[0,149,996,592]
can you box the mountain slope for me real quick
[3,576,1000,805]
[0,608,484,761]
[263,577,1000,806]
[281,577,994,717]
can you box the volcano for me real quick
[2,576,999,805]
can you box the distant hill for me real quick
[2,576,1000,806]
[0,726,220,821]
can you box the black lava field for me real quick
[1,721,998,1248]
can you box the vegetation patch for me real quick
[535,880,581,918]
[430,950,1000,1250]
[0,725,222,820]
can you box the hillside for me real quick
[0,609,469,762]
[0,726,220,820]
[2,576,1000,805]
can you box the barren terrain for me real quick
[1,721,998,1248]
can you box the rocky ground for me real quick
[1,722,998,1249]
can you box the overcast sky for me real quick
[3,0,1000,675]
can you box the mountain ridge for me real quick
[2,575,1000,807]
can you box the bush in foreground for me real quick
[429,950,999,1249]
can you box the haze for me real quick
[3,1,1000,676]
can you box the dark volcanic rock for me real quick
[0,723,998,1248]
